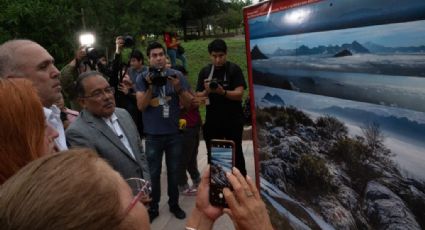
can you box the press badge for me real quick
[159,97,165,106]
[163,105,170,118]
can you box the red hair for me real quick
[0,78,45,184]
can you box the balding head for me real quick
[0,40,61,107]
[0,40,35,77]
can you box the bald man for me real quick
[0,39,67,150]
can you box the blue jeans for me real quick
[167,48,187,69]
[145,133,183,209]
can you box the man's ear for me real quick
[77,97,86,109]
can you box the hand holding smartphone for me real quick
[209,139,235,207]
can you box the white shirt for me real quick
[102,113,135,159]
[43,105,68,151]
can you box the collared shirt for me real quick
[43,105,68,151]
[102,113,135,159]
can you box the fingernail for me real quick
[246,175,252,181]
[226,171,231,177]
[233,167,240,173]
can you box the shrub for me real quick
[256,109,272,126]
[285,106,314,126]
[328,138,368,165]
[295,154,333,193]
[316,116,348,140]
[328,138,382,192]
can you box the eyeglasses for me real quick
[83,86,115,99]
[124,178,152,215]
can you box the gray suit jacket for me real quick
[66,108,150,182]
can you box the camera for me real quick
[81,47,99,70]
[122,35,134,48]
[148,67,177,87]
[149,67,167,87]
[209,79,225,90]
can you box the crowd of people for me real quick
[0,35,273,229]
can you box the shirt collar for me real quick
[102,113,118,123]
[43,105,61,118]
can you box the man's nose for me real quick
[51,65,60,78]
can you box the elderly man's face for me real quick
[79,75,116,118]
[14,43,61,107]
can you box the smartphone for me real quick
[209,139,235,207]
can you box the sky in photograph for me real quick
[250,20,425,54]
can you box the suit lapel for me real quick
[81,110,136,162]
[115,110,143,163]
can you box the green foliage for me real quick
[0,0,80,67]
[316,116,348,140]
[328,138,368,165]
[285,106,314,127]
[296,154,333,194]
[256,109,273,126]
[214,8,243,33]
[328,137,384,192]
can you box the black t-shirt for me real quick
[196,61,247,124]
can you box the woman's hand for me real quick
[223,168,273,230]
[196,165,223,221]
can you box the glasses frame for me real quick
[124,178,152,215]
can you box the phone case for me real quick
[209,139,235,207]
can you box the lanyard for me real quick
[208,65,227,82]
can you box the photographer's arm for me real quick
[136,86,153,112]
[215,85,244,101]
[179,90,193,110]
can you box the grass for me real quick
[171,37,249,120]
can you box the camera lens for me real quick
[209,81,219,90]
[123,35,134,48]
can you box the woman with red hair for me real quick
[0,78,58,184]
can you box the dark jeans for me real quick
[145,133,183,210]
[167,48,187,68]
[178,125,201,186]
[203,120,246,176]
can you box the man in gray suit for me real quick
[66,71,150,186]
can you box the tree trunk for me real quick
[201,18,206,39]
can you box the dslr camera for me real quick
[149,67,166,87]
[81,47,99,70]
[148,67,177,87]
[121,35,134,48]
[209,79,228,90]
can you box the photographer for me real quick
[61,45,109,110]
[196,39,248,176]
[135,41,193,222]
[111,36,146,136]
[60,46,90,110]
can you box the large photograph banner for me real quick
[244,0,425,229]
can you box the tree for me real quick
[180,0,226,38]
[361,122,392,160]
[79,0,180,52]
[0,0,181,67]
[0,0,80,67]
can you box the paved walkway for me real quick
[150,140,255,230]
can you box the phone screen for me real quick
[210,140,234,207]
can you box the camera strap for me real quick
[159,86,167,105]
[207,65,227,81]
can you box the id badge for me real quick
[163,105,170,118]
[159,97,165,106]
[205,98,210,105]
